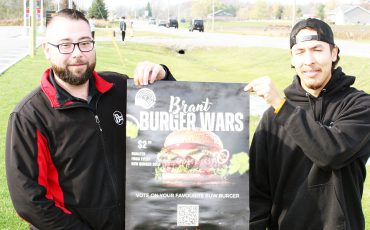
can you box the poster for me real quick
[125,80,250,230]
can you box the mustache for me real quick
[68,60,87,66]
[302,66,321,71]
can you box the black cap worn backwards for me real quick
[290,18,335,49]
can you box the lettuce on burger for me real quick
[155,128,230,186]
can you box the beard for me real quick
[52,60,96,86]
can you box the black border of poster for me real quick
[125,80,250,230]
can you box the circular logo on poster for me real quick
[135,88,156,109]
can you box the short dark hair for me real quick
[46,9,89,27]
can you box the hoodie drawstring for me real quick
[319,89,326,122]
[305,92,317,121]
[305,90,326,123]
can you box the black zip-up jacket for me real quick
[250,67,370,230]
[6,68,174,229]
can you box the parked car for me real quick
[167,19,178,29]
[158,20,167,27]
[189,19,204,32]
[148,18,156,25]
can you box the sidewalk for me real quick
[0,26,42,75]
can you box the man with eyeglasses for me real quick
[6,9,175,229]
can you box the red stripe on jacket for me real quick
[36,129,72,214]
[40,68,113,108]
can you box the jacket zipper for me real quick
[93,100,123,225]
[94,113,119,199]
[95,115,103,131]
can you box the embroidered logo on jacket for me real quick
[113,111,124,125]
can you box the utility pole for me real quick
[167,0,170,19]
[29,0,36,57]
[39,0,44,33]
[177,4,180,21]
[212,0,215,32]
[291,0,296,28]
[23,0,27,36]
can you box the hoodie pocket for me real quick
[278,185,345,230]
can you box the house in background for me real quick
[207,10,233,20]
[327,5,370,25]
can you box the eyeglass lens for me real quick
[59,41,94,54]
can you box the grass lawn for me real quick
[0,41,369,229]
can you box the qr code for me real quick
[177,204,199,226]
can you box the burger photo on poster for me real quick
[155,128,249,187]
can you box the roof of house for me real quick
[337,5,370,15]
[207,10,233,17]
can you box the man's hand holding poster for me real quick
[126,80,250,230]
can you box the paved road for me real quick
[0,27,27,74]
[0,26,44,75]
[128,21,370,58]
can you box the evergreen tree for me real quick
[88,0,108,19]
[146,2,152,18]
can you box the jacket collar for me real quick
[40,68,113,108]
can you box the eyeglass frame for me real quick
[47,40,95,54]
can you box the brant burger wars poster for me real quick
[126,80,250,230]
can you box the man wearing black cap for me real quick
[245,18,370,229]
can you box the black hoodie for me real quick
[250,67,370,230]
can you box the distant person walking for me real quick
[119,16,126,42]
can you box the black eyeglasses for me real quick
[48,40,95,54]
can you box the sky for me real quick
[77,0,187,10]
[77,0,363,11]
